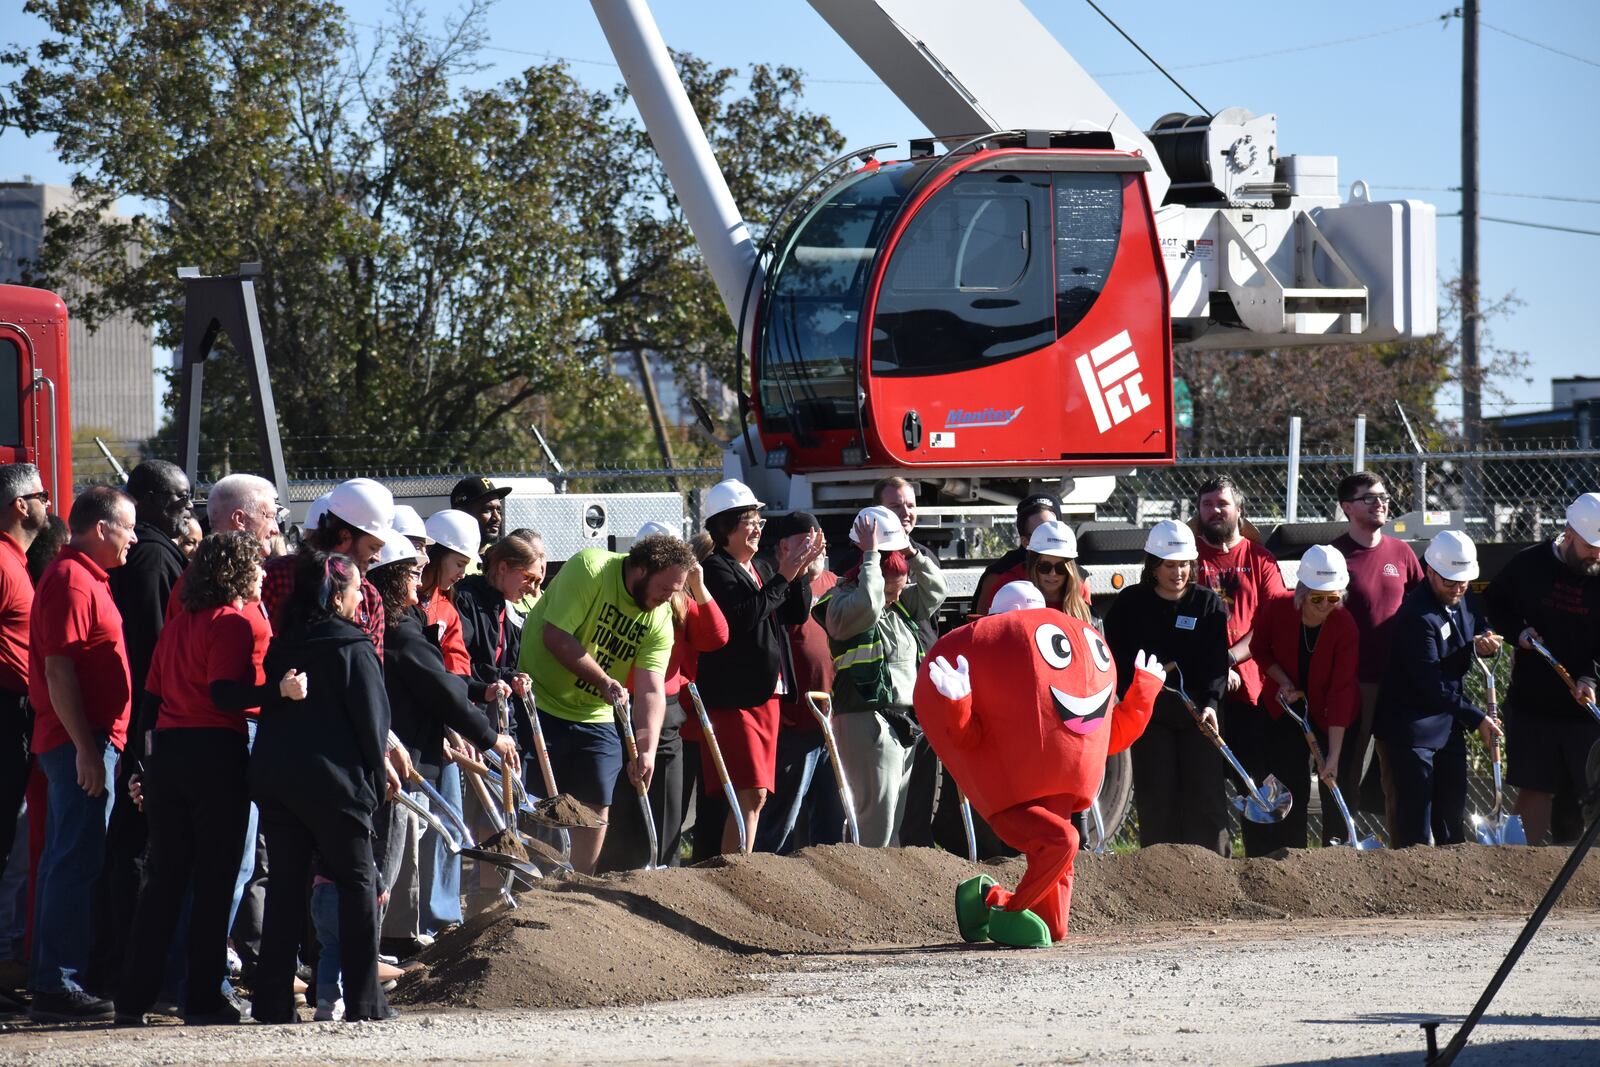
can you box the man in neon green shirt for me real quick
[520,536,696,872]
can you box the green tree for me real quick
[1,0,842,479]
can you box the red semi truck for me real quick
[0,283,74,514]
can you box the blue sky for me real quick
[3,0,1595,427]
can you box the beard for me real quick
[1200,514,1238,545]
[1563,540,1600,578]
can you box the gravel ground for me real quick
[3,916,1598,1066]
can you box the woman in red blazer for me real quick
[1254,544,1361,849]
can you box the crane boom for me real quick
[806,0,1169,205]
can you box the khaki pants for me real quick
[833,712,917,848]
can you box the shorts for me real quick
[539,710,625,808]
[1505,711,1600,795]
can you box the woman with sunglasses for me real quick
[1023,521,1094,623]
[1102,520,1232,855]
[1253,544,1360,849]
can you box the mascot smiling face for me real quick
[915,608,1146,817]
[1033,619,1116,735]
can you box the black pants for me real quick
[1131,698,1232,856]
[87,737,149,994]
[596,715,684,872]
[116,729,249,1016]
[1227,701,1312,856]
[1385,729,1469,849]
[0,689,29,870]
[255,800,385,1023]
[897,735,940,847]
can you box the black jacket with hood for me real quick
[384,607,498,772]
[453,574,532,752]
[251,616,392,830]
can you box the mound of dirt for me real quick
[531,794,604,828]
[394,842,1600,1012]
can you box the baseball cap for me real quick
[450,475,512,510]
[1017,493,1061,535]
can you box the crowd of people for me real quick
[0,460,1595,1027]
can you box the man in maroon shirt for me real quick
[1330,472,1423,827]
[27,486,135,1020]
[1192,475,1289,857]
[0,463,49,875]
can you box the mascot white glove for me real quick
[928,654,971,701]
[1133,650,1167,686]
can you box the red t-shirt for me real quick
[0,531,33,693]
[1331,532,1424,683]
[422,593,471,676]
[146,604,264,734]
[29,545,132,754]
[1194,536,1288,704]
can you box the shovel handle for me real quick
[613,698,648,798]
[1276,693,1331,780]
[685,684,736,790]
[495,697,516,819]
[518,692,561,801]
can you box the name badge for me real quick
[1439,620,1452,639]
[1176,615,1197,631]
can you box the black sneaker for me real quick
[28,987,115,1022]
[184,990,252,1026]
[113,1009,147,1027]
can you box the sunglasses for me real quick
[1344,493,1391,507]
[1306,593,1343,605]
[1034,559,1072,576]
[18,490,49,503]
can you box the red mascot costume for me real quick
[914,608,1165,947]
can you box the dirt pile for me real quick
[394,842,1600,1012]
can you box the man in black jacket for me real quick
[1484,493,1600,844]
[89,459,191,994]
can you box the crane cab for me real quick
[752,139,1173,474]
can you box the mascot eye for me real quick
[1088,630,1113,672]
[1034,624,1073,669]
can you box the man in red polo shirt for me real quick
[0,464,49,875]
[27,486,135,1021]
[1192,475,1288,858]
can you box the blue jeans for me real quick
[417,764,462,934]
[0,803,30,960]
[309,881,341,1006]
[31,738,118,994]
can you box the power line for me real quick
[1482,21,1600,70]
[1380,185,1600,206]
[1439,211,1600,237]
[1081,0,1207,113]
[1094,15,1449,77]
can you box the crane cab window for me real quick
[871,171,1054,376]
[1053,173,1123,337]
[0,340,19,448]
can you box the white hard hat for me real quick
[989,580,1046,615]
[849,505,911,553]
[391,504,431,544]
[1026,520,1078,559]
[425,509,481,559]
[1566,493,1600,548]
[704,479,762,521]
[1298,544,1350,592]
[1424,529,1479,582]
[304,491,332,529]
[372,527,420,571]
[1144,519,1198,561]
[637,520,675,540]
[327,478,394,537]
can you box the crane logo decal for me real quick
[1074,330,1151,434]
[944,407,1024,428]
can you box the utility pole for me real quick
[1461,0,1481,445]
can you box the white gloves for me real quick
[1133,650,1167,685]
[928,654,971,701]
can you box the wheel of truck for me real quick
[1095,748,1134,846]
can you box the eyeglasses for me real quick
[17,490,48,504]
[740,517,767,530]
[1034,559,1072,576]
[1344,493,1391,506]
[1306,592,1343,605]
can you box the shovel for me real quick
[1469,651,1526,846]
[683,683,749,855]
[952,780,978,862]
[478,753,576,872]
[461,757,532,865]
[1274,693,1381,849]
[1087,798,1110,855]
[515,691,574,860]
[396,770,540,900]
[613,696,662,870]
[804,691,862,845]
[1165,666,1292,823]
[1527,635,1600,728]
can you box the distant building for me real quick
[0,182,156,443]
[1487,375,1600,447]
[612,349,737,427]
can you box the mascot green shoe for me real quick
[955,875,996,942]
[987,906,1052,948]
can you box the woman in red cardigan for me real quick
[1254,544,1361,849]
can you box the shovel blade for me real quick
[1232,774,1293,824]
[1502,814,1528,846]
